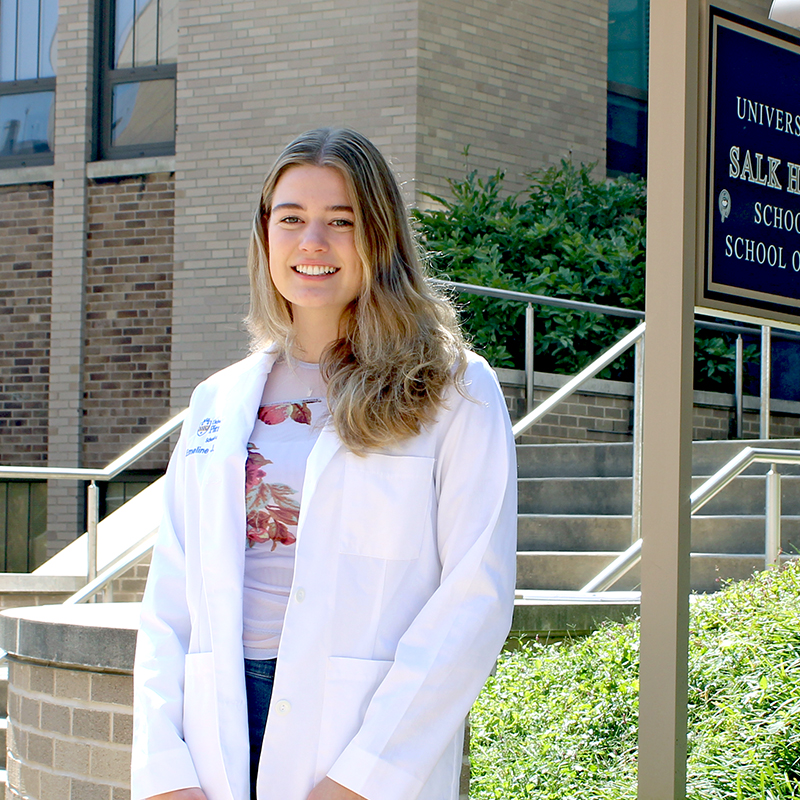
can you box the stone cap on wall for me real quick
[0,603,140,674]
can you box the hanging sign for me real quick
[699,8,800,325]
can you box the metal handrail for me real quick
[512,322,646,439]
[63,531,157,605]
[435,279,800,340]
[0,409,188,482]
[0,409,187,586]
[581,446,800,592]
[436,278,800,440]
[432,280,644,319]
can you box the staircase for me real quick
[0,663,6,798]
[517,438,800,592]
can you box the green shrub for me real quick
[414,162,754,389]
[470,562,800,799]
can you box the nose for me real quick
[299,219,328,252]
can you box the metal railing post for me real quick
[631,336,645,544]
[735,334,743,438]
[760,325,771,440]
[765,463,781,568]
[87,481,99,601]
[525,303,535,414]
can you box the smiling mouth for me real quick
[293,264,339,276]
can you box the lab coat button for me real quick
[276,700,291,715]
[295,588,306,603]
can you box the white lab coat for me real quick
[131,348,517,800]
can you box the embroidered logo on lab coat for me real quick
[197,418,220,437]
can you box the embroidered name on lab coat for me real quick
[186,417,222,456]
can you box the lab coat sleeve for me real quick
[131,417,202,800]
[326,357,518,800]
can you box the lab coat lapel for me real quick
[196,350,279,800]
[298,422,342,538]
[198,348,278,600]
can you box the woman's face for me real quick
[267,164,363,328]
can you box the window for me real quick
[99,472,158,519]
[98,0,177,159]
[0,481,47,571]
[0,0,58,168]
[607,0,649,176]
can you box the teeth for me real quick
[294,264,338,275]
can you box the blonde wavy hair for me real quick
[246,128,468,454]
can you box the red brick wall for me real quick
[0,184,53,466]
[83,173,174,470]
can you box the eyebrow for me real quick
[272,202,354,213]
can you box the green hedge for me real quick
[470,562,800,799]
[413,161,754,389]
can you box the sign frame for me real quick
[696,6,800,331]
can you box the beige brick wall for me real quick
[83,174,175,471]
[6,659,133,800]
[170,0,421,404]
[47,0,96,550]
[416,0,608,199]
[0,184,53,466]
[109,554,151,603]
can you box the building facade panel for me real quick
[82,174,175,471]
[0,184,53,466]
[415,0,607,199]
[170,0,420,403]
[47,0,96,550]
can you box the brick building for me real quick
[0,0,777,562]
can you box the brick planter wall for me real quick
[0,604,139,800]
[497,368,800,442]
[6,660,133,800]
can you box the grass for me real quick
[470,561,800,799]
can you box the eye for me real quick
[277,215,302,225]
[330,218,354,228]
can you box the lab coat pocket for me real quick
[340,452,434,559]
[183,652,232,800]
[316,655,393,778]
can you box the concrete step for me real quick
[0,769,5,800]
[691,438,800,476]
[517,442,634,479]
[518,513,800,554]
[517,514,632,551]
[516,551,796,593]
[518,474,800,516]
[519,476,633,515]
[516,438,800,479]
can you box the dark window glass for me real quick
[0,481,48,572]
[0,0,17,82]
[607,89,648,177]
[111,79,175,148]
[100,473,158,519]
[608,0,649,92]
[99,0,177,159]
[607,0,649,176]
[16,0,41,79]
[39,0,58,78]
[0,0,57,167]
[0,89,54,157]
[115,0,135,68]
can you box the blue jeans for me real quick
[244,658,276,800]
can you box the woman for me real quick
[132,128,517,800]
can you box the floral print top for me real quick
[242,358,328,660]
